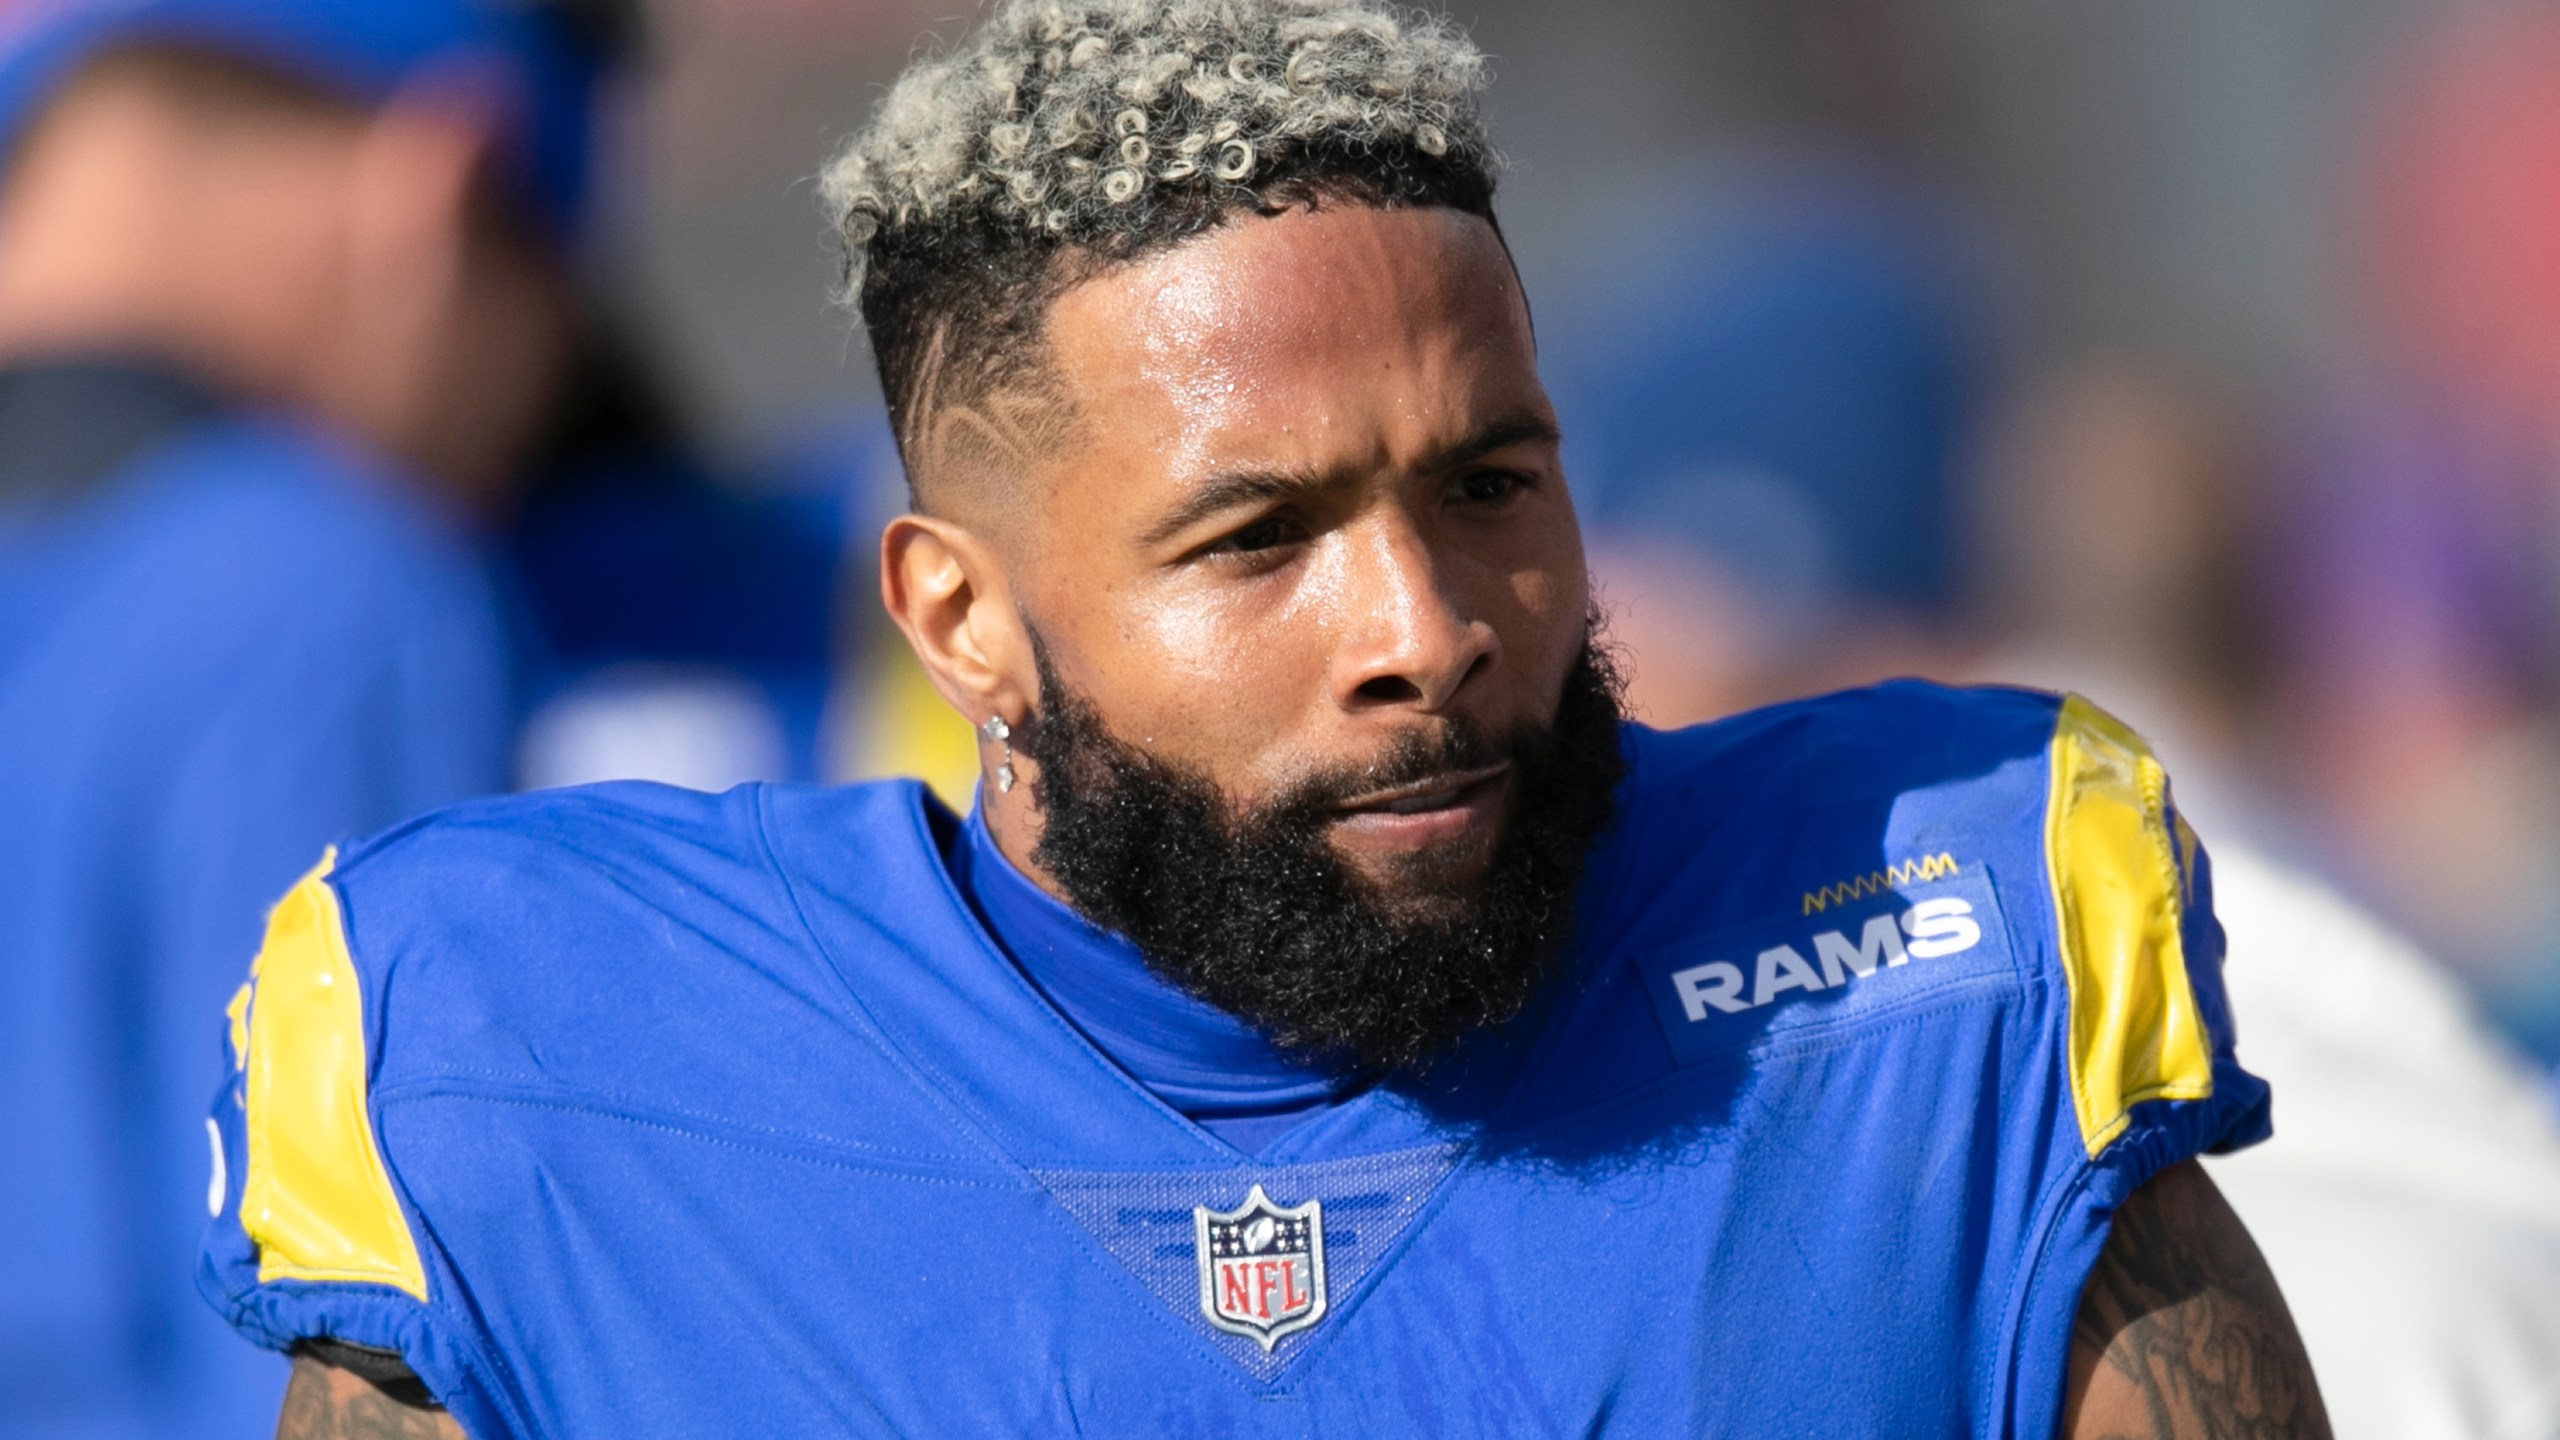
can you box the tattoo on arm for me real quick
[277,1353,466,1440]
[2064,1160,2331,1440]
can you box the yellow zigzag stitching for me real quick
[1802,854,1961,915]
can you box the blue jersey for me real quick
[201,682,2267,1438]
[0,368,514,1437]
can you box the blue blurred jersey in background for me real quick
[0,0,625,1427]
[0,360,515,1435]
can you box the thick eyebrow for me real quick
[1138,465,1332,549]
[1138,408,1563,550]
[1427,409,1563,475]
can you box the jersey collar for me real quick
[763,781,1569,1169]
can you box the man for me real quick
[207,2,2328,1435]
[0,2,622,1432]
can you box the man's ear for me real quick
[881,513,1038,734]
[340,82,498,325]
[326,81,505,485]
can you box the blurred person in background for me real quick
[505,317,849,795]
[0,0,627,1432]
[1971,364,2265,831]
[2267,2,2560,1069]
[1550,155,1991,724]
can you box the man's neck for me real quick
[951,802,1348,1153]
[975,760,1077,904]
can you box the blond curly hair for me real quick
[822,0,1494,295]
[820,0,1502,501]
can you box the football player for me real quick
[205,1,2328,1435]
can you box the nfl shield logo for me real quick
[1194,1184,1327,1351]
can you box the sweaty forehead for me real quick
[1038,205,1537,489]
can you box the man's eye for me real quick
[1451,469,1527,505]
[1217,514,1305,554]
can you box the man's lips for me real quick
[1326,763,1514,849]
[1334,763,1514,814]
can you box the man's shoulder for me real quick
[318,779,943,1091]
[1625,679,2063,813]
[0,414,517,884]
[207,779,985,1400]
[1587,681,2054,1033]
[10,413,500,671]
[1604,680,2063,911]
[115,414,471,572]
[327,776,939,951]
[1561,680,2267,1177]
[334,769,944,872]
[334,776,766,899]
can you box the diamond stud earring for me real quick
[981,716,1015,793]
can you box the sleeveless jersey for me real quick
[200,681,2269,1438]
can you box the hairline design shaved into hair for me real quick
[819,0,1503,515]
[896,321,1082,524]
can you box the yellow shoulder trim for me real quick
[225,982,252,1073]
[240,851,428,1298]
[2044,695,2214,1158]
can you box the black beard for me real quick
[1022,632,1629,1078]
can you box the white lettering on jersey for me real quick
[1672,960,1749,1020]
[1901,897,1982,959]
[1814,913,1908,987]
[206,1117,226,1218]
[1670,898,1983,1022]
[1752,944,1826,1006]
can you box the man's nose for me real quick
[1330,519,1500,713]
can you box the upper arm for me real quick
[279,1349,468,1440]
[2062,1160,2330,1440]
[2042,698,2305,1436]
[207,855,507,1434]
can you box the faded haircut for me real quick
[818,0,1502,510]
